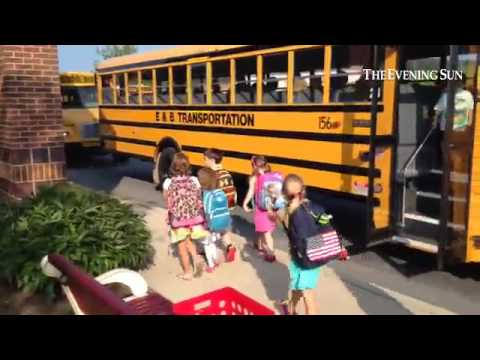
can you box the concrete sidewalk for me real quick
[139,206,366,315]
[115,177,455,315]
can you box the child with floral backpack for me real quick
[163,152,209,281]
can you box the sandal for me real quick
[264,253,276,263]
[193,263,204,278]
[277,300,297,315]
[278,301,290,315]
[249,242,265,255]
[177,273,193,281]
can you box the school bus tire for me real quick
[153,146,177,186]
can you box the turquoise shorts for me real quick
[289,261,321,291]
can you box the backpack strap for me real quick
[301,201,326,223]
[203,191,210,215]
[301,201,315,218]
[281,211,289,233]
[206,191,214,216]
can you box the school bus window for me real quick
[141,70,154,104]
[127,71,139,104]
[173,66,187,104]
[61,87,78,107]
[456,52,477,93]
[116,73,127,104]
[101,75,114,104]
[191,63,207,104]
[262,53,288,104]
[62,86,97,108]
[293,47,325,103]
[235,57,257,104]
[405,56,441,84]
[330,45,384,103]
[156,68,169,104]
[403,55,443,113]
[212,60,230,104]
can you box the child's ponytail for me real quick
[251,155,271,176]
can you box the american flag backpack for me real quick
[287,201,344,269]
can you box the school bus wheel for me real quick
[153,146,177,186]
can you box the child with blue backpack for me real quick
[204,148,237,262]
[197,167,232,273]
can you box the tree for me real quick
[95,45,138,67]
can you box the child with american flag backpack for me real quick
[278,174,348,315]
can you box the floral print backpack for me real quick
[166,176,205,228]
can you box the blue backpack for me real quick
[203,189,232,233]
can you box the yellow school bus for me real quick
[60,72,100,153]
[96,45,480,269]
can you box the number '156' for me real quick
[319,116,333,129]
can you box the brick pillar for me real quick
[0,45,65,200]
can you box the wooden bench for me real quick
[41,254,174,315]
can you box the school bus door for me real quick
[365,45,399,246]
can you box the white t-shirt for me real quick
[163,176,201,192]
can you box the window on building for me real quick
[101,75,114,104]
[263,53,288,104]
[294,47,325,103]
[127,72,139,104]
[330,45,385,103]
[212,61,230,104]
[173,66,187,104]
[191,64,206,104]
[156,68,169,104]
[141,70,154,104]
[235,57,257,104]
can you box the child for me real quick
[204,148,237,262]
[197,167,232,273]
[280,174,321,315]
[163,152,208,281]
[242,155,278,263]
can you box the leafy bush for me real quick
[0,183,154,299]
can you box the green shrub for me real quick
[0,183,154,299]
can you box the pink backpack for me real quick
[166,176,204,228]
[255,172,284,211]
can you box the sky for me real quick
[58,45,176,72]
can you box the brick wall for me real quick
[0,45,65,199]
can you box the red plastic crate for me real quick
[173,287,275,315]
